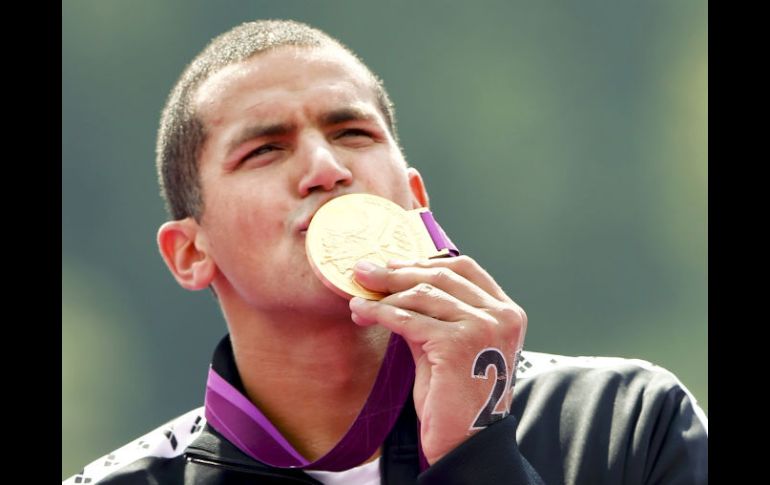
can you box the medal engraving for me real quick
[306,194,448,300]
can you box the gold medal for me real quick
[305,193,455,300]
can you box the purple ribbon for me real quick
[420,211,460,256]
[205,333,416,471]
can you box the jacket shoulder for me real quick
[516,350,707,427]
[512,351,708,484]
[63,407,207,484]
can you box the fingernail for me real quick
[354,261,377,273]
[350,297,367,309]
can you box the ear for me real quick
[157,218,217,291]
[407,167,430,209]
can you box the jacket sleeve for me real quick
[417,415,545,485]
[640,373,708,485]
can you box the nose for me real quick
[297,138,353,197]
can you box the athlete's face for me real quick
[191,46,427,315]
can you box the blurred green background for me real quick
[62,0,707,479]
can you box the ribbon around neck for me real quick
[205,333,417,471]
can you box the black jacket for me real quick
[65,341,708,484]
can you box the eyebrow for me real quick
[320,107,378,126]
[224,107,379,157]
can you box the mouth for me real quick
[295,212,313,234]
[297,219,311,234]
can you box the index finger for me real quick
[352,260,497,309]
[387,256,511,303]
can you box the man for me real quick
[64,20,707,484]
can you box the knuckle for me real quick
[430,267,454,286]
[414,282,435,295]
[498,304,519,323]
[496,304,527,340]
[499,303,527,326]
[415,283,433,293]
[518,306,528,328]
[385,272,403,294]
[500,320,519,343]
[453,255,477,272]
[393,308,413,326]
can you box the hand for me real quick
[349,256,527,465]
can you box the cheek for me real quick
[370,169,413,205]
[356,157,408,193]
[230,200,290,243]
[217,183,287,225]
[206,195,288,254]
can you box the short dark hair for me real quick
[156,19,399,221]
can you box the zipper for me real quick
[186,455,321,484]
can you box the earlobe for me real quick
[407,167,430,209]
[157,219,216,291]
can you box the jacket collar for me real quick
[184,335,422,483]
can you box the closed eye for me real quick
[249,144,279,156]
[337,128,370,138]
[334,128,375,147]
[240,143,282,167]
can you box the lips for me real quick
[297,213,314,233]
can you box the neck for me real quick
[225,305,391,462]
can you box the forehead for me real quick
[193,46,380,126]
